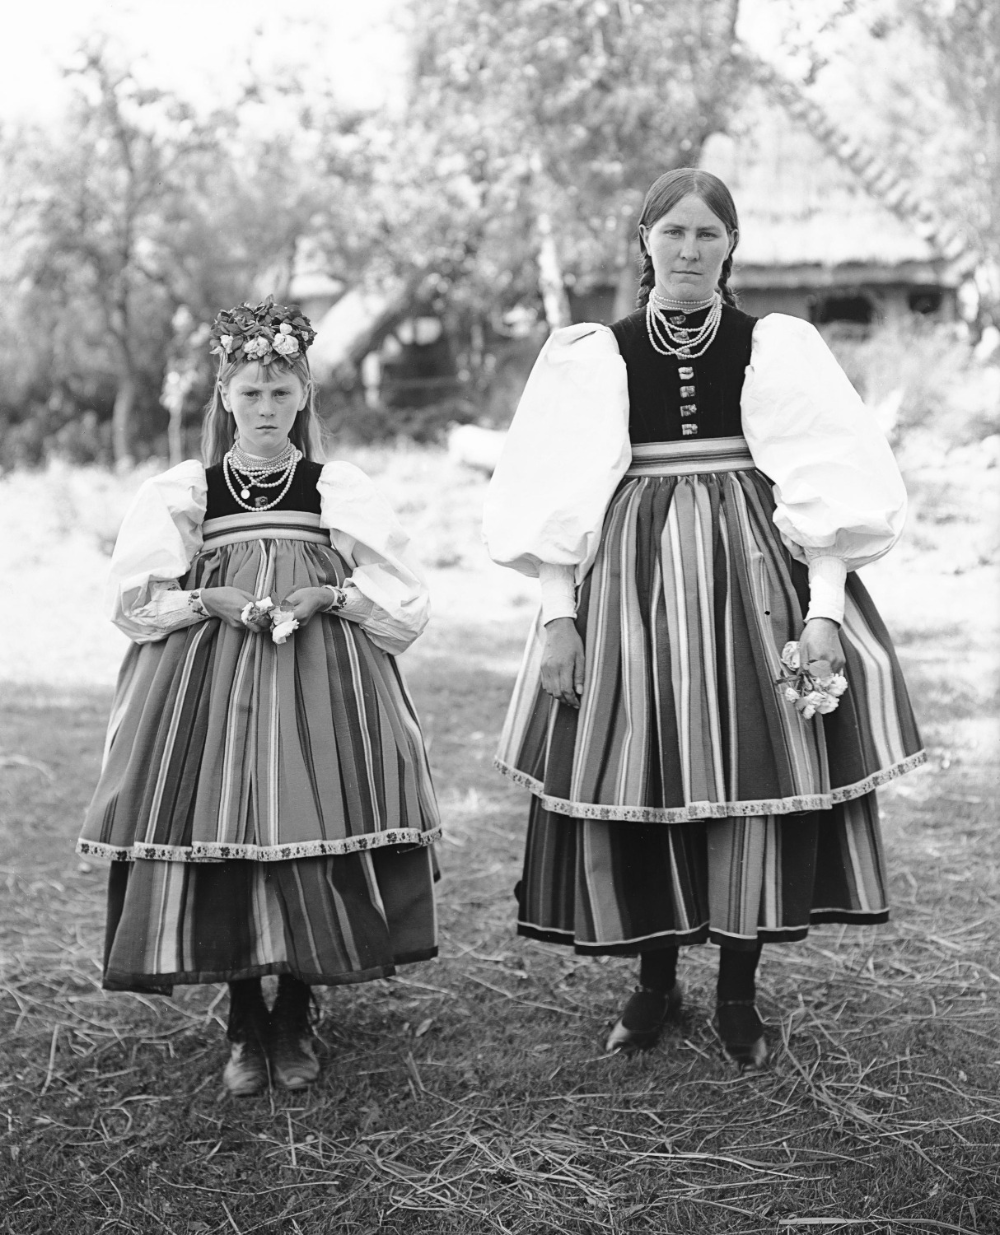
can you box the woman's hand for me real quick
[277,587,335,629]
[798,617,845,675]
[199,587,264,629]
[541,617,586,708]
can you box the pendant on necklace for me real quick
[240,488,251,500]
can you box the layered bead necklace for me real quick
[224,440,301,512]
[646,289,723,359]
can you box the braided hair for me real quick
[635,168,740,309]
[636,249,656,309]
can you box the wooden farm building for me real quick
[697,78,966,328]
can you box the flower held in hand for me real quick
[270,607,299,644]
[776,641,848,720]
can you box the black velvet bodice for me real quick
[609,303,757,444]
[205,458,323,520]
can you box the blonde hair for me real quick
[200,354,326,465]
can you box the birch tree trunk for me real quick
[536,209,571,330]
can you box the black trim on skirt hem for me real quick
[102,947,439,995]
[517,923,710,955]
[517,910,889,956]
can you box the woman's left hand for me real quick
[277,587,335,629]
[798,617,846,675]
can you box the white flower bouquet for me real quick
[240,597,275,631]
[240,597,299,643]
[776,641,848,719]
[269,607,300,645]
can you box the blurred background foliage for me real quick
[0,0,997,470]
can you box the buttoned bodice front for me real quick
[609,304,757,444]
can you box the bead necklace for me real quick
[230,440,296,478]
[649,290,717,314]
[646,291,723,359]
[224,441,302,511]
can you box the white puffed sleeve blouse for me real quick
[106,460,429,655]
[482,313,908,625]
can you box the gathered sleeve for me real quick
[107,460,208,644]
[317,462,430,656]
[483,323,631,597]
[741,314,908,624]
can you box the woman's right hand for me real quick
[541,617,586,708]
[199,587,264,629]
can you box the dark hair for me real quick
[200,353,325,465]
[635,168,740,309]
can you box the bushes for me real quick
[825,318,999,444]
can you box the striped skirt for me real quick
[497,438,924,952]
[80,512,440,990]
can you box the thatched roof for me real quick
[700,83,960,282]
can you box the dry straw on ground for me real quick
[1,445,998,1233]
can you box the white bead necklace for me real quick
[224,443,302,511]
[646,292,723,359]
[650,290,717,314]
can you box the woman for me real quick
[79,297,440,1095]
[483,170,923,1066]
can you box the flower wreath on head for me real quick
[209,295,317,366]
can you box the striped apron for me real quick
[498,437,924,952]
[81,510,440,991]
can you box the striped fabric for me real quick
[519,792,888,953]
[81,518,440,863]
[81,513,440,990]
[497,445,923,822]
[202,510,331,549]
[102,846,437,992]
[497,439,922,951]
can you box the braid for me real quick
[636,249,655,309]
[718,253,738,308]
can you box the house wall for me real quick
[734,284,957,326]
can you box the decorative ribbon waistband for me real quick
[625,436,756,477]
[202,510,331,548]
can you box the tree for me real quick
[386,0,746,326]
[0,35,378,463]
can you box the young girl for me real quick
[79,297,440,1095]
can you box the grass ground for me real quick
[1,447,998,1234]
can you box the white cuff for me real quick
[539,562,577,625]
[326,580,375,625]
[804,555,848,625]
[129,582,208,635]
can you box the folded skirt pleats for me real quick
[518,791,888,954]
[497,466,922,951]
[80,533,439,989]
[103,846,437,992]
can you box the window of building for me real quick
[814,294,875,325]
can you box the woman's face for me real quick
[220,364,308,457]
[640,193,736,303]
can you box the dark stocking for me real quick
[272,974,312,1033]
[226,978,268,1042]
[639,947,679,992]
[716,941,763,1003]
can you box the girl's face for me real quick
[639,193,736,303]
[220,364,309,457]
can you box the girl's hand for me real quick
[278,587,335,629]
[200,587,264,629]
[541,617,586,708]
[798,617,846,675]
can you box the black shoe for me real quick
[268,979,320,1089]
[605,982,683,1054]
[715,999,768,1068]
[224,984,271,1096]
